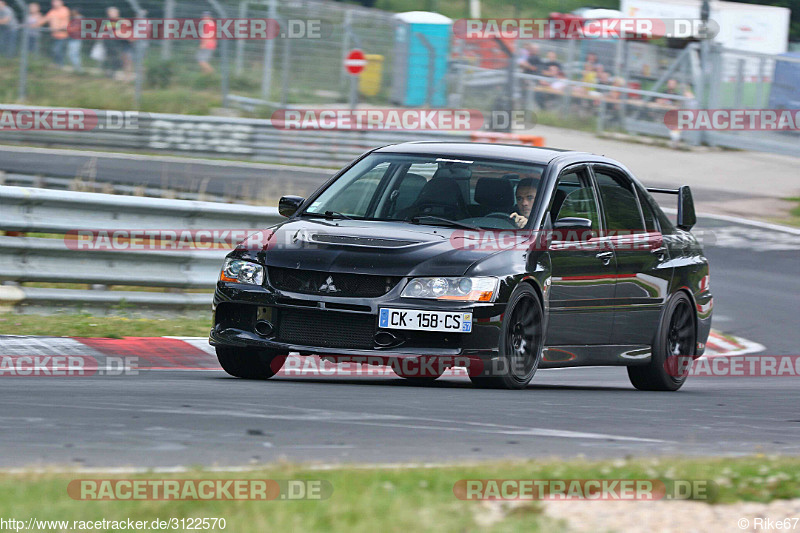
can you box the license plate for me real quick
[378,308,472,333]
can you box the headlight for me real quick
[219,258,264,285]
[401,277,498,302]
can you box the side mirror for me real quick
[677,186,696,230]
[553,217,592,232]
[279,195,305,218]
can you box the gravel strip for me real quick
[540,498,800,532]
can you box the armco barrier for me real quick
[0,105,479,167]
[0,186,284,315]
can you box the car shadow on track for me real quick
[211,375,649,392]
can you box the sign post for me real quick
[344,49,366,111]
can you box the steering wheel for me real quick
[484,212,514,220]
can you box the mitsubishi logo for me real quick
[319,276,339,293]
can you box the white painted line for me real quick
[1,399,668,444]
[663,207,800,235]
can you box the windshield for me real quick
[301,153,546,230]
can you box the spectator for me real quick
[581,63,597,85]
[542,50,562,72]
[518,43,541,75]
[25,3,42,54]
[197,11,216,74]
[656,78,680,106]
[549,68,569,92]
[36,0,70,66]
[588,70,612,98]
[0,0,19,58]
[607,77,627,100]
[66,7,81,72]
[103,7,123,78]
[510,178,537,229]
[585,52,598,68]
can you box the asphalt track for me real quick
[0,144,773,206]
[1,215,798,469]
[0,145,333,201]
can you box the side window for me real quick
[639,187,674,233]
[635,186,659,232]
[550,170,600,236]
[593,168,646,233]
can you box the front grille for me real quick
[267,267,401,297]
[277,309,375,349]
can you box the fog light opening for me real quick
[254,320,274,337]
[374,331,399,347]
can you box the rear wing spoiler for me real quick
[646,185,696,231]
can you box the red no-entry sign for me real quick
[344,49,367,75]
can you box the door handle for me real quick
[651,246,668,259]
[596,251,613,265]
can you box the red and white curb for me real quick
[704,330,765,357]
[0,330,765,374]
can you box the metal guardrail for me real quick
[0,186,284,315]
[0,105,472,168]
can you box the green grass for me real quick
[1,456,799,532]
[779,197,800,227]
[0,313,211,338]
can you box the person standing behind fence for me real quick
[66,7,81,72]
[25,3,42,54]
[518,43,542,75]
[197,11,216,74]
[36,0,70,66]
[0,0,19,58]
[102,7,123,78]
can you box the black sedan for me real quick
[210,142,712,390]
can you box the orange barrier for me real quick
[470,132,545,147]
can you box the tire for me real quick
[470,283,544,390]
[628,292,696,391]
[216,346,285,379]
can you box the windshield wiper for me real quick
[409,216,481,231]
[301,210,354,220]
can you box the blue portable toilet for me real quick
[391,12,452,107]
[768,52,800,109]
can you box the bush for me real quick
[145,60,176,89]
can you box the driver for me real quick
[510,178,536,228]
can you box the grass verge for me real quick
[1,456,799,532]
[777,197,800,228]
[0,313,210,338]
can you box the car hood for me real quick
[235,218,498,277]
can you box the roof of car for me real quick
[373,142,593,165]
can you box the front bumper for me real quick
[210,281,505,358]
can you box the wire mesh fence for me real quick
[0,2,797,155]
